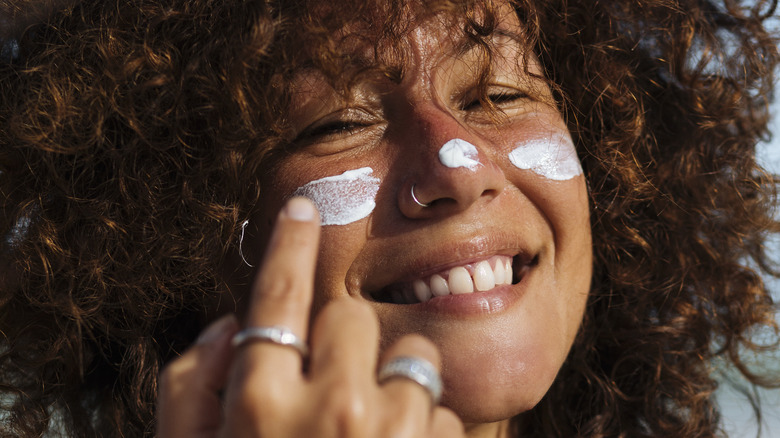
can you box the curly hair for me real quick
[0,0,778,436]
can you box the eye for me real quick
[301,120,368,139]
[461,89,528,112]
[294,108,377,143]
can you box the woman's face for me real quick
[246,1,592,425]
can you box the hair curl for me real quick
[0,0,778,436]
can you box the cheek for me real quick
[293,167,380,226]
[507,131,582,181]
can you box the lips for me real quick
[369,253,536,305]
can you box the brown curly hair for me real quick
[1,0,778,436]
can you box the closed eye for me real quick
[294,107,378,144]
[300,121,369,139]
[462,90,528,111]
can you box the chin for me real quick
[435,330,564,424]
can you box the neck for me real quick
[464,419,511,438]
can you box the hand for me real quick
[157,197,465,437]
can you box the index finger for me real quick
[240,197,320,363]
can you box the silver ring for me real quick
[377,356,442,405]
[410,184,430,208]
[231,326,309,358]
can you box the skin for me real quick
[158,2,592,437]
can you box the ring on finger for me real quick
[377,356,443,406]
[231,326,309,359]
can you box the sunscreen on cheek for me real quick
[507,132,582,181]
[292,167,380,226]
[439,139,480,169]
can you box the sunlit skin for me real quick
[237,3,592,437]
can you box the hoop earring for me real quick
[239,219,254,268]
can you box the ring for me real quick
[377,356,443,405]
[231,326,309,358]
[410,184,430,208]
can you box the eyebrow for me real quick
[454,27,526,57]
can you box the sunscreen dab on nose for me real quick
[292,167,380,226]
[439,139,480,169]
[507,132,582,181]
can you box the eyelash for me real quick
[296,90,528,142]
[462,91,528,111]
[302,121,367,139]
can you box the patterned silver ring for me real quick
[231,326,309,358]
[377,356,443,405]
[410,184,430,208]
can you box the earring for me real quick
[239,219,254,267]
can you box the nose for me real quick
[396,104,506,219]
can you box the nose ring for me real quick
[411,184,430,208]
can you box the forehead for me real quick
[286,1,530,95]
[283,0,527,81]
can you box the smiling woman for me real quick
[0,0,778,437]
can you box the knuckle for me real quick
[320,383,372,437]
[255,274,310,309]
[224,380,288,430]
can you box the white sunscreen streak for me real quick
[439,138,480,169]
[293,167,380,226]
[508,132,582,181]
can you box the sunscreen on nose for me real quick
[439,139,480,169]
[292,167,380,226]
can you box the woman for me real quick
[1,0,778,436]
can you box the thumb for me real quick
[157,314,239,438]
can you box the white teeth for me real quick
[448,267,474,294]
[413,279,432,302]
[493,259,506,285]
[430,274,450,297]
[473,260,495,291]
[390,256,516,304]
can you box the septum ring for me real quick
[378,356,443,405]
[231,326,309,359]
[410,184,430,208]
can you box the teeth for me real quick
[413,279,432,302]
[473,260,495,291]
[430,274,450,297]
[449,267,474,294]
[396,255,516,304]
[493,258,506,285]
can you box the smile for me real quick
[370,254,536,305]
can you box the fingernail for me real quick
[283,197,316,222]
[196,314,238,345]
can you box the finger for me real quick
[429,407,466,438]
[308,298,380,382]
[377,335,443,436]
[238,197,320,371]
[157,314,239,438]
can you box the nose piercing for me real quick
[411,184,430,208]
